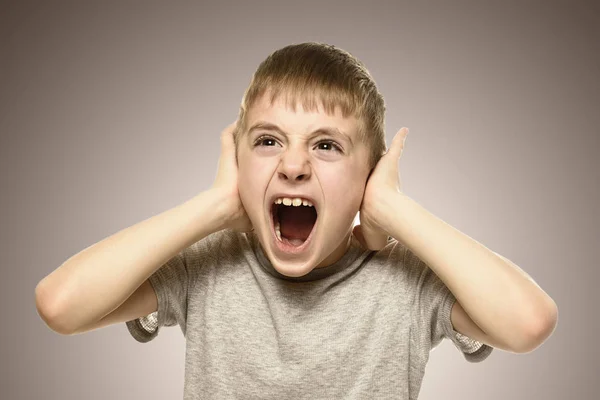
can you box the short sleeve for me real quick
[405,245,493,363]
[125,249,189,343]
[436,287,494,362]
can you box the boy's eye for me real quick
[253,135,342,153]
[254,135,279,147]
[316,141,342,153]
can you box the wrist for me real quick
[375,190,409,235]
[189,188,232,233]
[204,187,242,231]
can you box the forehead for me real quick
[245,91,361,138]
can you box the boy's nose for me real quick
[276,150,312,182]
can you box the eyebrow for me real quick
[247,121,353,146]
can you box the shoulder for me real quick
[355,237,422,284]
[175,229,247,274]
[188,228,243,254]
[368,238,448,297]
[367,237,414,271]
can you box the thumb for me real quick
[386,127,409,160]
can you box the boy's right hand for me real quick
[211,121,254,233]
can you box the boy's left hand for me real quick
[353,127,409,251]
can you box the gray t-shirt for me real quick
[126,228,493,399]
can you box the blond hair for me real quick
[234,42,386,171]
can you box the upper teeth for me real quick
[274,197,314,207]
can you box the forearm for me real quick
[379,191,557,350]
[35,188,230,334]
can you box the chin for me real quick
[274,260,317,278]
[259,226,321,277]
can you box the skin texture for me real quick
[236,93,373,277]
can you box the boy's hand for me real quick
[353,128,409,251]
[211,121,254,233]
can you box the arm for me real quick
[35,188,231,335]
[35,121,251,335]
[353,127,557,354]
[382,192,558,353]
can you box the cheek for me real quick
[321,168,366,211]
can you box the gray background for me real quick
[2,1,597,399]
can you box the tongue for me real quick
[279,206,316,242]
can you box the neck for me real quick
[315,230,353,268]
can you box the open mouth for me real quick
[270,202,318,253]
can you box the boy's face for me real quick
[236,91,372,277]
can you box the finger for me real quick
[214,121,240,183]
[222,120,242,168]
[220,120,238,154]
[387,127,409,160]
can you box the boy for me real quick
[35,42,557,399]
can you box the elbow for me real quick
[513,300,559,354]
[35,280,77,336]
